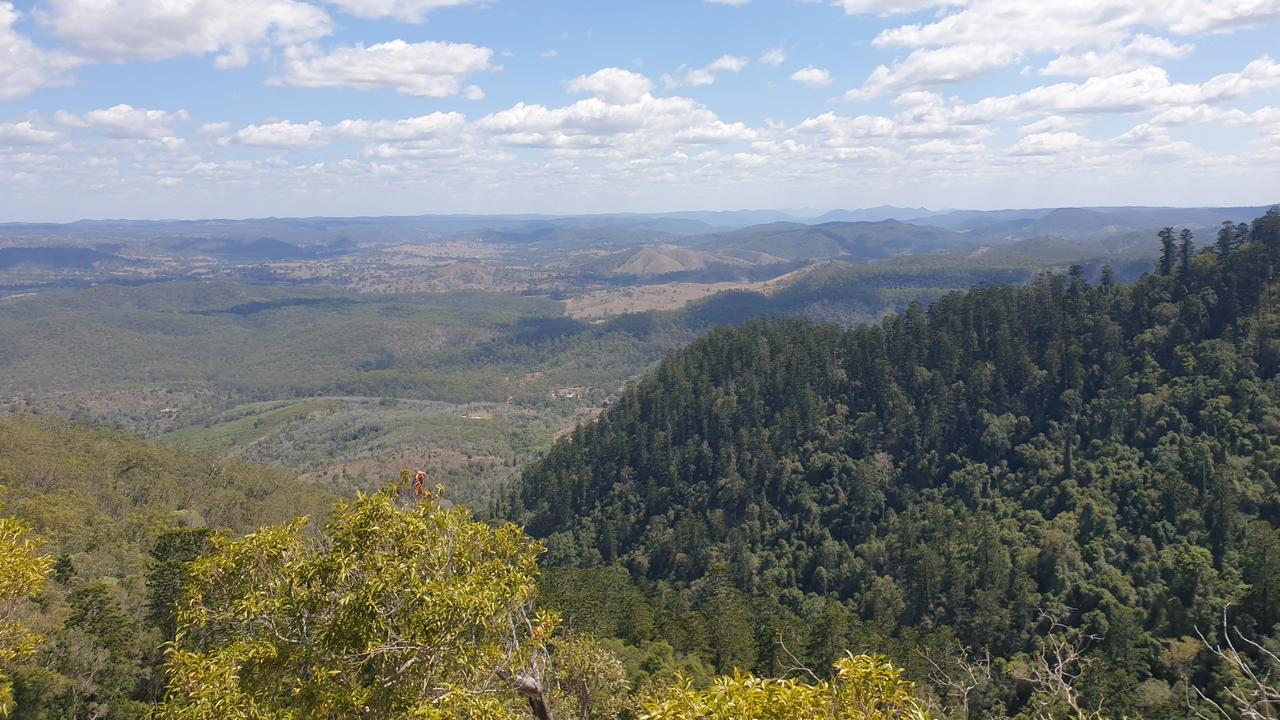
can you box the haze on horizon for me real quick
[2,0,1279,222]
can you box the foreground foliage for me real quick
[0,505,52,717]
[641,655,928,720]
[159,484,551,720]
[0,418,333,719]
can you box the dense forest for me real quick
[516,209,1280,718]
[2,210,1280,718]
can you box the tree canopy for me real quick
[159,482,553,720]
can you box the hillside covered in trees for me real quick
[0,418,337,718]
[516,209,1280,718]
[3,210,1280,719]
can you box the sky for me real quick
[1,0,1279,221]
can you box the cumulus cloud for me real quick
[790,66,833,87]
[832,1,1280,94]
[475,89,750,153]
[234,120,328,148]
[868,1,1280,52]
[330,113,467,142]
[830,0,961,15]
[233,112,470,149]
[568,68,654,104]
[1009,131,1095,156]
[39,0,333,66]
[849,44,1020,99]
[1020,115,1085,133]
[673,121,759,144]
[759,48,786,67]
[954,57,1280,120]
[58,104,192,139]
[276,40,493,97]
[324,0,484,22]
[664,54,749,88]
[0,120,61,145]
[0,3,81,100]
[1150,104,1280,127]
[1040,35,1194,77]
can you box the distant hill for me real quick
[0,245,119,270]
[814,206,940,223]
[3,205,1276,252]
[694,220,974,261]
[919,204,1277,240]
[611,245,786,277]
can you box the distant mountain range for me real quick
[0,204,1274,270]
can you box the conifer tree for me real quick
[1158,227,1176,275]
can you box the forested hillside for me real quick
[0,418,335,717]
[516,209,1280,718]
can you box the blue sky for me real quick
[1,0,1279,221]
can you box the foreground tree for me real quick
[158,483,555,720]
[639,654,928,720]
[0,503,53,717]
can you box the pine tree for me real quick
[1178,228,1195,276]
[1217,221,1235,259]
[1158,227,1176,275]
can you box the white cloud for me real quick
[869,1,1280,52]
[1150,104,1280,127]
[849,44,1019,99]
[1040,35,1193,77]
[790,66,833,87]
[1020,115,1084,133]
[664,54,749,87]
[235,120,328,148]
[465,84,486,100]
[759,48,786,67]
[330,113,467,142]
[0,3,81,100]
[276,40,493,97]
[39,0,333,65]
[59,104,192,139]
[1009,131,1095,156]
[324,0,483,22]
[955,57,1280,120]
[0,120,61,145]
[475,91,748,153]
[674,121,759,144]
[707,0,750,4]
[828,1,1280,93]
[232,112,470,151]
[831,0,961,14]
[567,68,654,104]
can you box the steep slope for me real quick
[516,209,1280,718]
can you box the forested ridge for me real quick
[516,209,1280,718]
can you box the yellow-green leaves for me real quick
[0,502,53,717]
[159,489,548,720]
[640,654,928,720]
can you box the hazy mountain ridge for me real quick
[4,204,1273,253]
